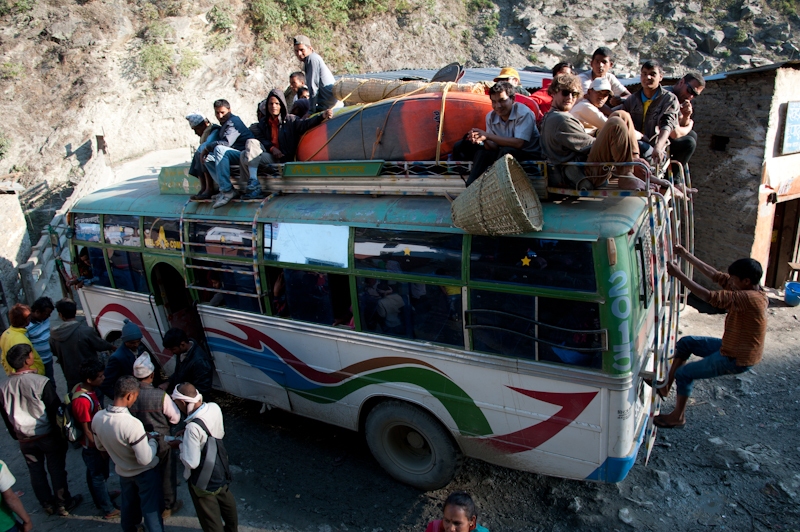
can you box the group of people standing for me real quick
[0,298,236,532]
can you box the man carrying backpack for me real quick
[170,383,237,532]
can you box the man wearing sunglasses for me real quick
[666,72,706,168]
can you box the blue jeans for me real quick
[674,336,751,397]
[205,146,241,193]
[119,467,164,532]
[82,447,115,513]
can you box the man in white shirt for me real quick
[577,47,631,112]
[171,383,237,532]
[92,375,164,532]
[570,77,613,134]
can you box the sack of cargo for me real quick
[333,77,485,104]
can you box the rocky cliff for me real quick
[0,0,798,194]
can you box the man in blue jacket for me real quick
[202,99,254,209]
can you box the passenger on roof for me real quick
[570,78,621,135]
[203,99,255,209]
[493,67,530,96]
[540,73,651,191]
[284,71,306,107]
[618,59,679,168]
[293,35,342,113]
[452,80,543,187]
[578,47,631,113]
[665,72,705,168]
[239,89,333,200]
[185,112,220,201]
[530,62,573,117]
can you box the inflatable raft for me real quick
[296,92,494,162]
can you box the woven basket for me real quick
[333,78,485,104]
[451,154,544,236]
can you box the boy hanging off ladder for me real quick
[655,244,768,429]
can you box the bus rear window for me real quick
[104,215,140,247]
[189,222,253,258]
[354,229,462,279]
[144,217,181,251]
[74,214,101,242]
[470,237,596,292]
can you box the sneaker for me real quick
[161,499,184,519]
[103,508,121,519]
[212,190,239,209]
[56,494,83,516]
[242,190,265,200]
[42,505,55,516]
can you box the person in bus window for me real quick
[376,282,405,335]
[425,491,489,532]
[203,273,225,308]
[70,247,99,288]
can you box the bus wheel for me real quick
[365,400,462,491]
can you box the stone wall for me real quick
[689,71,774,285]
[0,193,32,315]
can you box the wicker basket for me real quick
[451,154,544,235]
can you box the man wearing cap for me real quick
[130,354,182,520]
[292,35,341,113]
[494,67,530,96]
[570,77,630,135]
[92,375,164,532]
[170,383,236,532]
[186,112,221,200]
[530,62,573,117]
[100,319,147,399]
[452,80,543,186]
[578,47,631,112]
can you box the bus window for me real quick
[75,246,112,288]
[144,217,181,251]
[73,214,101,243]
[104,215,140,247]
[354,229,462,279]
[356,278,463,347]
[470,236,596,292]
[264,223,349,268]
[282,269,351,326]
[469,290,537,360]
[108,249,148,294]
[189,222,253,258]
[193,260,262,313]
[537,297,603,368]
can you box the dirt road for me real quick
[2,297,798,532]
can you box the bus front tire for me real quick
[365,400,462,491]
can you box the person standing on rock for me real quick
[425,491,489,532]
[656,245,768,429]
[577,47,631,110]
[1,304,45,377]
[203,99,255,209]
[49,298,115,393]
[292,35,342,113]
[186,111,221,201]
[170,383,237,532]
[666,72,706,168]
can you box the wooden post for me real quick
[18,261,36,306]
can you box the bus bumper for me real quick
[584,421,646,483]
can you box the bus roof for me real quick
[72,176,647,239]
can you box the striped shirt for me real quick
[708,273,768,367]
[26,319,52,364]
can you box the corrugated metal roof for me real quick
[341,67,553,90]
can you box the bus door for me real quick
[150,261,207,353]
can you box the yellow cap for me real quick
[494,67,520,81]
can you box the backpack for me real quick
[188,417,232,492]
[57,386,95,443]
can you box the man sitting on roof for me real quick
[578,47,631,114]
[493,67,530,96]
[283,71,305,108]
[452,80,543,186]
[239,89,333,199]
[570,77,629,136]
[540,73,653,191]
[203,99,255,209]
[530,62,573,117]
[666,72,705,168]
[185,112,220,200]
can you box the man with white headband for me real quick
[170,383,237,532]
[130,353,182,520]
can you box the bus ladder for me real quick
[178,195,277,315]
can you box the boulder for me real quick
[678,23,708,44]
[699,30,725,54]
[722,23,739,39]
[600,22,626,42]
[783,41,800,54]
[685,50,706,68]
[48,17,79,43]
[686,1,702,13]
[750,57,772,67]
[666,7,686,21]
[739,4,762,20]
[541,42,565,55]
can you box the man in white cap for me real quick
[186,112,221,200]
[130,353,182,519]
[292,35,342,113]
[170,383,237,532]
[570,77,628,135]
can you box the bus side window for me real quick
[108,250,148,294]
[356,277,463,347]
[353,229,462,278]
[193,260,262,313]
[104,215,141,247]
[469,290,537,360]
[75,246,112,288]
[282,269,351,326]
[536,298,603,368]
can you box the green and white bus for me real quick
[66,160,687,490]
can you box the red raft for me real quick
[296,92,494,162]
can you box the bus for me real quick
[66,160,687,490]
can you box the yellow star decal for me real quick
[521,256,531,266]
[403,247,411,256]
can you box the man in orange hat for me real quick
[494,67,530,96]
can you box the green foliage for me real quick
[177,50,201,76]
[770,0,799,16]
[628,18,654,33]
[528,53,539,64]
[719,49,731,58]
[207,33,233,50]
[140,3,159,21]
[732,27,748,43]
[140,43,172,80]
[208,4,235,32]
[483,11,499,38]
[0,62,23,80]
[142,21,173,43]
[0,133,9,162]
[466,0,492,13]
[0,0,33,16]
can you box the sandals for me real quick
[653,415,686,429]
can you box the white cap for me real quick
[185,111,205,128]
[589,77,612,93]
[133,352,155,378]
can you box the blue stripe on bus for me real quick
[585,421,646,483]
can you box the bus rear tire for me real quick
[365,400,462,491]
